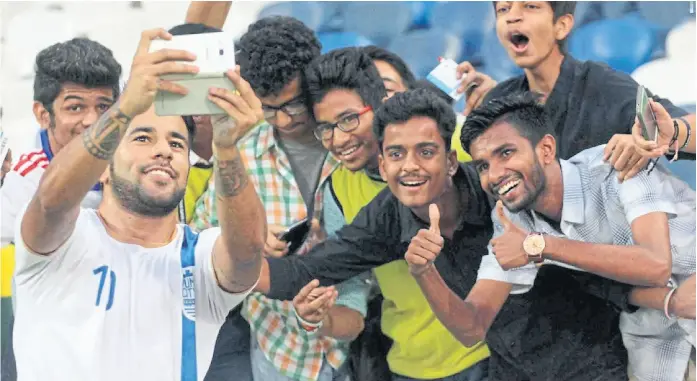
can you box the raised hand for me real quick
[209,66,264,150]
[293,279,338,326]
[490,201,530,270]
[632,99,680,159]
[264,225,289,258]
[455,61,497,116]
[405,204,444,276]
[120,28,200,118]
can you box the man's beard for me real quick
[506,160,547,213]
[110,165,184,218]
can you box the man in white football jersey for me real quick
[12,28,276,381]
[1,37,122,248]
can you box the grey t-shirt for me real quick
[278,136,328,214]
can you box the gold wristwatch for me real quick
[523,232,545,263]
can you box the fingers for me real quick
[149,61,200,77]
[463,79,494,116]
[268,224,287,236]
[429,204,441,235]
[620,156,648,182]
[496,200,512,230]
[147,48,197,65]
[408,244,440,263]
[310,219,321,234]
[632,117,658,155]
[293,279,321,305]
[134,28,172,57]
[224,69,263,117]
[603,134,620,161]
[412,232,443,254]
[649,98,671,120]
[264,230,289,258]
[611,145,635,171]
[405,252,430,266]
[305,288,336,312]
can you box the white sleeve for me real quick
[193,227,256,324]
[1,171,40,247]
[476,206,538,295]
[13,205,91,286]
[616,168,679,224]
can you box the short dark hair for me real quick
[412,79,454,105]
[373,88,456,151]
[33,38,122,112]
[168,23,222,36]
[361,45,416,89]
[461,92,552,153]
[304,47,386,118]
[493,1,576,51]
[237,16,321,98]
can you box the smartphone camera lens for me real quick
[219,49,224,56]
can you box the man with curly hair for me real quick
[192,16,368,381]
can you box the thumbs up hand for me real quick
[405,204,445,276]
[489,201,530,270]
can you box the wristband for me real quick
[663,286,678,320]
[293,305,323,332]
[678,116,692,151]
[669,120,680,162]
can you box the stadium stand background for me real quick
[0,0,695,365]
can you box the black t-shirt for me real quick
[483,55,693,160]
[267,164,631,380]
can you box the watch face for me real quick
[523,234,545,256]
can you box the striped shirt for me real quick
[478,145,696,381]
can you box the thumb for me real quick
[429,204,441,235]
[310,218,321,233]
[496,200,513,230]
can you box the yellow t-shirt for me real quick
[1,245,14,298]
[330,165,489,379]
[181,163,214,224]
[452,115,472,163]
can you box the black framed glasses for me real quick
[262,97,308,121]
[314,106,373,141]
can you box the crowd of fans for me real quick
[0,2,695,381]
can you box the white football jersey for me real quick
[13,207,252,381]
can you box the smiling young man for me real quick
[12,28,266,381]
[461,92,696,381]
[484,1,695,181]
[191,17,368,381]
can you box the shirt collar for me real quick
[251,122,280,159]
[559,158,585,225]
[398,164,491,243]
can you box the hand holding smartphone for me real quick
[636,85,659,143]
[148,31,237,116]
[278,218,310,256]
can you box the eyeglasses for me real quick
[314,106,373,141]
[262,97,308,121]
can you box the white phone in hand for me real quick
[148,31,237,116]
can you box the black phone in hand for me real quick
[278,218,310,255]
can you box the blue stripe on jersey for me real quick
[181,226,199,381]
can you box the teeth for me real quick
[148,169,170,178]
[497,180,520,195]
[401,180,426,187]
[340,146,359,157]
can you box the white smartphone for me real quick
[426,58,466,102]
[148,31,237,116]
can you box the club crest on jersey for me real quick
[182,266,196,320]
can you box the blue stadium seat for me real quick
[342,2,414,47]
[660,158,696,190]
[316,1,346,32]
[318,32,373,53]
[638,1,693,30]
[410,1,435,29]
[387,28,462,79]
[479,29,523,83]
[599,1,636,18]
[569,17,655,74]
[429,2,495,59]
[257,2,323,31]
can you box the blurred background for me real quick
[0,1,695,156]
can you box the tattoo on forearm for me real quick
[82,109,131,160]
[215,155,248,197]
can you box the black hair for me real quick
[412,79,454,105]
[361,45,416,89]
[461,92,553,153]
[166,23,224,143]
[237,16,321,98]
[168,23,222,36]
[373,88,456,151]
[304,47,386,118]
[493,1,576,52]
[33,38,122,112]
